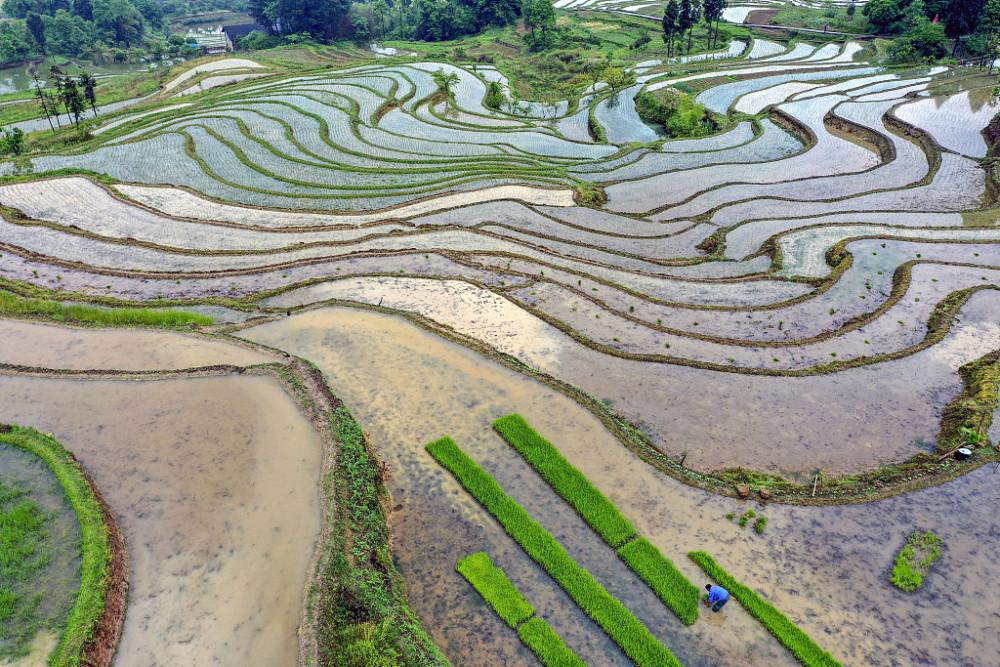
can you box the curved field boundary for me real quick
[0,313,448,667]
[688,551,842,667]
[493,414,700,625]
[0,424,126,667]
[426,435,684,667]
[456,552,586,667]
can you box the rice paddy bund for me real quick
[0,22,997,667]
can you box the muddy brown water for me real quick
[0,374,322,667]
[240,306,1000,666]
[0,320,276,370]
[0,443,81,663]
[240,307,795,667]
[263,277,1000,475]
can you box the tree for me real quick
[32,73,55,132]
[350,10,370,44]
[92,0,144,45]
[662,0,679,56]
[484,80,504,109]
[532,0,555,48]
[847,1,856,18]
[25,11,46,54]
[944,0,985,56]
[678,0,700,53]
[372,0,389,38]
[73,0,93,21]
[62,77,85,126]
[248,0,351,38]
[0,21,31,62]
[522,0,536,37]
[862,0,899,32]
[0,126,25,155]
[78,71,97,114]
[902,0,926,29]
[132,0,162,30]
[702,0,726,49]
[433,68,460,96]
[889,16,946,60]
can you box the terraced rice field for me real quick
[0,34,997,667]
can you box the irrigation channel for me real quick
[0,33,997,667]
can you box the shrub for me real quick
[618,538,700,625]
[456,553,534,628]
[689,551,841,667]
[518,617,587,667]
[427,437,682,667]
[493,414,636,547]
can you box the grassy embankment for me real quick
[493,414,700,625]
[313,402,449,666]
[0,425,112,666]
[456,552,585,667]
[688,551,841,667]
[427,435,683,667]
[0,288,212,327]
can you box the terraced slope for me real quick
[0,44,996,484]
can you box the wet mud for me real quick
[0,374,322,667]
[240,306,1000,666]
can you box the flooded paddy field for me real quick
[0,442,82,663]
[241,306,1000,667]
[0,32,997,667]
[0,372,322,667]
[0,319,275,370]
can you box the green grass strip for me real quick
[0,290,212,327]
[457,553,587,667]
[688,551,841,667]
[618,538,700,626]
[493,415,698,625]
[0,425,112,667]
[518,617,588,667]
[493,414,636,548]
[427,436,682,667]
[456,553,535,628]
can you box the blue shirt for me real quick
[708,586,730,603]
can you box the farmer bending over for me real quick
[704,584,730,612]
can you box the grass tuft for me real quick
[456,553,534,628]
[517,617,588,667]
[890,531,942,592]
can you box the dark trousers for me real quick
[712,597,729,612]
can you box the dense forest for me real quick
[241,0,540,46]
[861,0,998,60]
[0,0,212,62]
